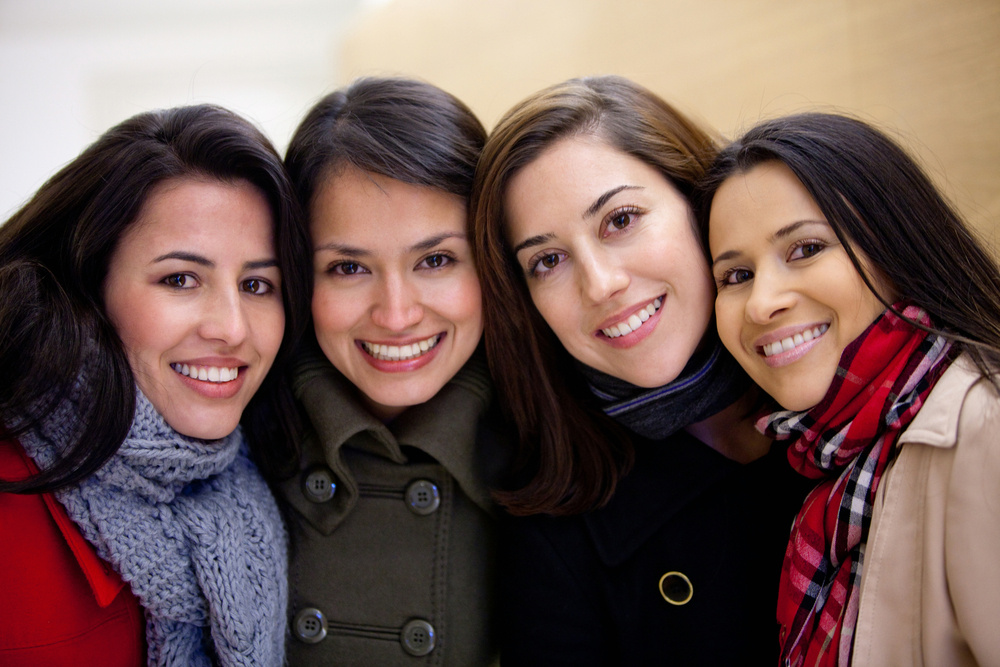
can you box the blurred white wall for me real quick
[0,0,379,219]
[2,0,998,241]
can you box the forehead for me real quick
[125,177,271,244]
[310,167,467,243]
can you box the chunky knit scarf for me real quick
[581,339,751,439]
[760,305,953,667]
[20,386,288,667]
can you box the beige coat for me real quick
[853,356,1000,666]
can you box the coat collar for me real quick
[899,355,986,450]
[584,430,740,567]
[281,345,503,534]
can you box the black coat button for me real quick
[302,466,336,503]
[400,619,436,656]
[405,479,440,515]
[292,607,328,643]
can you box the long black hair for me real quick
[0,104,311,493]
[696,112,1000,378]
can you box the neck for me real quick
[684,388,771,463]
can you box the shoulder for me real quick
[901,355,1000,450]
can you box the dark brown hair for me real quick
[471,75,719,516]
[285,76,486,212]
[695,112,1000,378]
[0,104,310,493]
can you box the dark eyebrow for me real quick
[711,219,825,268]
[153,251,213,267]
[512,233,555,256]
[410,232,465,253]
[584,185,643,219]
[314,232,467,257]
[153,251,278,272]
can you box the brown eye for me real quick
[162,273,193,288]
[242,278,272,294]
[610,212,632,230]
[541,254,560,269]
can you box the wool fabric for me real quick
[580,339,751,439]
[760,305,953,667]
[19,383,288,667]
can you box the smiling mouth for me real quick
[761,324,829,357]
[360,334,441,361]
[170,363,239,383]
[601,297,663,339]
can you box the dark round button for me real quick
[302,466,336,503]
[292,607,327,643]
[405,479,440,516]
[400,618,436,656]
[659,571,693,605]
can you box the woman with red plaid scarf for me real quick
[699,112,1000,667]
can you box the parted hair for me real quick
[0,104,310,493]
[285,76,486,213]
[695,112,1000,381]
[471,75,719,516]
[281,76,487,465]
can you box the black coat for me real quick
[497,431,814,666]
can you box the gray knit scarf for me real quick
[579,339,751,439]
[19,385,288,666]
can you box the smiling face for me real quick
[504,135,715,388]
[309,168,483,420]
[103,177,285,439]
[709,161,889,411]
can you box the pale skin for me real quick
[505,135,769,461]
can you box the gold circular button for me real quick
[659,571,693,605]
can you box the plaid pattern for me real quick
[759,305,953,667]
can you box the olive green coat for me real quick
[278,349,506,666]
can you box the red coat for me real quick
[0,439,145,666]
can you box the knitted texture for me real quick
[580,339,751,439]
[20,385,288,667]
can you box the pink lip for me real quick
[594,295,665,350]
[356,334,444,374]
[752,323,826,349]
[752,323,829,369]
[175,370,247,399]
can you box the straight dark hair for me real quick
[285,76,486,210]
[0,104,311,493]
[695,112,1000,378]
[282,76,487,460]
[471,75,719,516]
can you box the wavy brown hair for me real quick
[471,75,719,516]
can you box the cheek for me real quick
[714,297,744,353]
[311,286,354,342]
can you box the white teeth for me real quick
[762,324,829,357]
[601,298,663,339]
[362,335,441,361]
[171,363,239,383]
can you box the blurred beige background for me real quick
[2,0,998,246]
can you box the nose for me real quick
[370,273,423,331]
[744,268,794,324]
[576,247,629,304]
[199,286,250,345]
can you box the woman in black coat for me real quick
[471,75,812,664]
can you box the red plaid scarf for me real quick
[759,304,953,667]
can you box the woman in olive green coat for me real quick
[278,77,507,666]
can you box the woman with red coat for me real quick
[0,105,310,666]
